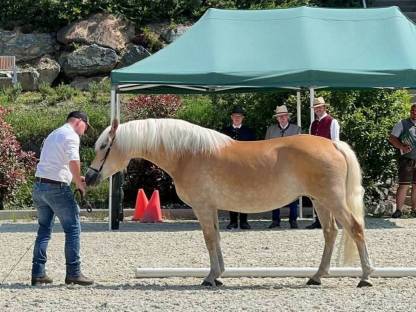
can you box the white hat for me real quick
[273,105,292,117]
[311,97,330,108]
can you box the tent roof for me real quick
[112,6,416,93]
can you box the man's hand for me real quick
[75,176,87,196]
[401,144,412,154]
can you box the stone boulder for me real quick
[160,25,191,44]
[59,44,118,78]
[35,56,60,86]
[0,29,57,62]
[70,76,109,91]
[12,56,60,91]
[57,13,135,52]
[16,67,40,91]
[117,44,151,68]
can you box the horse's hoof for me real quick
[357,280,372,288]
[201,280,215,287]
[215,279,223,286]
[306,278,321,286]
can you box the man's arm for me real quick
[330,119,340,141]
[69,160,86,194]
[388,134,411,154]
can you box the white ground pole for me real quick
[109,85,120,230]
[296,91,303,218]
[135,267,416,278]
[309,87,316,219]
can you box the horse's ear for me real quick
[109,119,119,139]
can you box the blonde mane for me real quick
[96,118,233,155]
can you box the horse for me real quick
[85,118,373,287]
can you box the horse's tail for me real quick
[333,140,365,265]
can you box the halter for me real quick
[88,136,116,175]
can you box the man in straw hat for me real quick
[389,103,416,218]
[265,104,301,229]
[222,105,256,230]
[306,96,340,229]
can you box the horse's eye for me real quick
[100,143,107,150]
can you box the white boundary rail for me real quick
[135,267,416,278]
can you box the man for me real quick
[389,103,416,218]
[31,111,94,286]
[265,104,301,229]
[306,97,340,229]
[222,105,256,230]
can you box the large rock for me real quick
[117,44,151,68]
[16,67,40,91]
[13,56,60,91]
[57,13,135,52]
[70,76,109,91]
[160,25,191,43]
[35,56,60,86]
[59,44,118,78]
[0,29,57,62]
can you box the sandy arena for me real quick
[1,217,416,311]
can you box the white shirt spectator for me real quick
[35,123,80,185]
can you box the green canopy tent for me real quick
[107,6,416,229]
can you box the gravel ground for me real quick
[1,217,416,312]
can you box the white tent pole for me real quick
[296,91,303,219]
[309,87,315,219]
[135,267,416,278]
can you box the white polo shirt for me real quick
[35,123,80,185]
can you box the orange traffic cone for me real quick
[141,190,163,223]
[132,189,148,221]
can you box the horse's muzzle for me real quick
[85,168,101,186]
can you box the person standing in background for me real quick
[222,105,256,230]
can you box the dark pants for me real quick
[272,200,298,222]
[229,212,248,224]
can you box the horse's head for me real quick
[85,119,130,186]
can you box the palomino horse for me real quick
[85,118,373,287]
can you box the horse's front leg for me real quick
[194,208,223,287]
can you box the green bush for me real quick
[3,85,111,209]
[0,0,363,32]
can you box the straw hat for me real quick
[273,105,292,117]
[311,97,330,108]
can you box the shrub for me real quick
[124,94,182,119]
[0,106,36,209]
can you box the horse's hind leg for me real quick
[307,203,338,286]
[194,208,223,287]
[335,209,373,287]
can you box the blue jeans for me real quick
[32,182,81,278]
[272,200,298,222]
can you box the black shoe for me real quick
[306,220,321,229]
[289,220,298,229]
[65,273,94,286]
[226,222,238,230]
[31,275,53,286]
[240,222,251,230]
[268,221,280,229]
[392,210,402,218]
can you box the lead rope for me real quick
[1,240,35,284]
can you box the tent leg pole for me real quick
[296,91,303,219]
[109,86,118,231]
[309,87,315,219]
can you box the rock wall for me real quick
[0,13,190,91]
